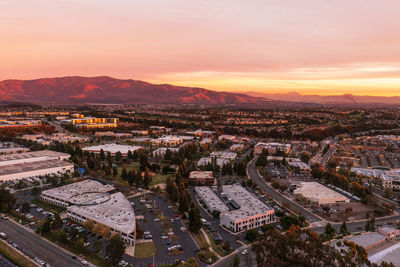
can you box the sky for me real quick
[1,0,400,96]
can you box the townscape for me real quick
[0,104,400,267]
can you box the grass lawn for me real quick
[192,229,209,249]
[134,242,156,258]
[117,162,141,173]
[150,173,171,187]
[0,240,37,267]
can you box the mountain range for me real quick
[0,76,271,106]
[0,76,398,107]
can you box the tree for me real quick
[340,221,348,235]
[324,223,336,239]
[21,201,31,213]
[112,166,118,177]
[369,217,376,232]
[222,241,231,252]
[115,151,122,163]
[188,204,201,233]
[256,153,268,167]
[105,234,126,265]
[280,216,298,230]
[179,191,190,213]
[0,187,16,212]
[121,167,128,181]
[245,229,260,242]
[52,214,63,230]
[84,219,95,231]
[253,226,372,267]
[233,255,240,267]
[99,149,105,161]
[143,167,152,188]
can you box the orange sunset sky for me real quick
[1,0,400,96]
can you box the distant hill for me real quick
[243,91,400,105]
[0,76,273,106]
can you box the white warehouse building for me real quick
[0,150,73,182]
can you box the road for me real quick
[310,214,400,234]
[0,219,82,267]
[0,252,17,267]
[247,158,322,223]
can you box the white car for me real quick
[81,260,89,266]
[154,218,160,222]
[167,205,172,209]
[242,249,248,255]
[143,231,150,235]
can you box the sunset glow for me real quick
[1,0,400,96]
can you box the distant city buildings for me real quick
[254,142,291,155]
[82,143,143,156]
[61,116,118,128]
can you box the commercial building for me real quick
[42,180,135,245]
[152,136,183,146]
[67,192,135,245]
[254,142,291,155]
[82,143,143,156]
[41,180,115,207]
[0,150,73,182]
[210,151,237,161]
[352,167,400,190]
[369,242,400,266]
[189,171,215,185]
[293,182,350,205]
[195,186,229,213]
[345,232,388,250]
[220,184,275,233]
[152,148,179,158]
[187,129,214,136]
[61,117,118,128]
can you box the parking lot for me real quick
[124,192,202,267]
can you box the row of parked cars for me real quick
[1,232,50,267]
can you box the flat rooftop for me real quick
[68,192,135,235]
[369,242,400,266]
[293,182,349,202]
[346,232,387,248]
[221,184,273,221]
[42,180,115,204]
[0,159,72,177]
[0,150,69,163]
[82,143,142,154]
[195,187,229,213]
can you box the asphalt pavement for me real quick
[124,193,202,267]
[0,219,82,267]
[247,158,322,223]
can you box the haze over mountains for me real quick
[244,91,400,105]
